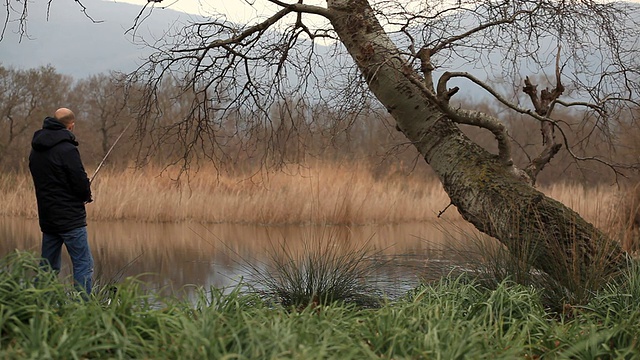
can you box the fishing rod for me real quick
[90,119,135,184]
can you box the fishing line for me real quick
[90,118,136,184]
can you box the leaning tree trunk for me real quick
[327,0,628,289]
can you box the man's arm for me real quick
[62,147,92,203]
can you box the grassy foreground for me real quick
[2,251,639,359]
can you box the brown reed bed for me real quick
[541,182,619,228]
[0,163,628,227]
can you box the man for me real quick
[29,108,94,296]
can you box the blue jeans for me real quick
[40,226,94,295]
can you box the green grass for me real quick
[433,217,632,313]
[1,250,640,359]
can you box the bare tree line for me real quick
[0,63,637,187]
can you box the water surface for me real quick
[1,217,486,298]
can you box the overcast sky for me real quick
[114,0,324,24]
[1,0,638,79]
[115,0,640,21]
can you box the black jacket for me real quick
[29,117,92,234]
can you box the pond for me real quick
[0,217,488,298]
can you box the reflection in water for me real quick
[0,217,489,298]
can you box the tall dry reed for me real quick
[0,172,36,218]
[0,164,628,227]
[542,183,619,228]
[607,182,640,253]
[2,163,453,224]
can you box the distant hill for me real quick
[0,1,187,78]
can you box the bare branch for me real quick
[446,106,514,167]
[520,47,566,182]
[72,0,103,24]
[434,66,637,184]
[430,6,539,56]
[416,47,435,92]
[436,71,564,169]
[523,76,564,118]
[523,143,562,184]
[553,120,639,182]
[404,69,514,167]
[2,0,101,42]
[176,9,294,53]
[437,71,544,120]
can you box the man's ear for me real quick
[68,123,75,132]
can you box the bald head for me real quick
[54,108,76,130]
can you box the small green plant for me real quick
[0,251,71,321]
[243,228,385,309]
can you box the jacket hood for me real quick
[31,117,78,151]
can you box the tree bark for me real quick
[327,0,628,288]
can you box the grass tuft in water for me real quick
[242,229,385,309]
